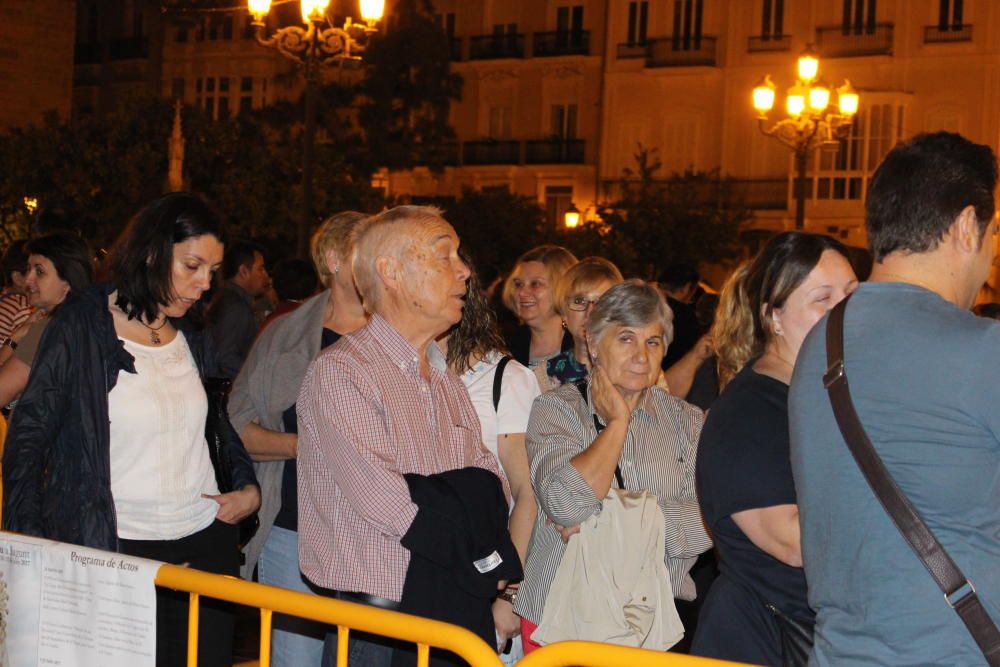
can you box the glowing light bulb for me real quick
[300,0,328,23]
[753,75,776,114]
[360,0,385,23]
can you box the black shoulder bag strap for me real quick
[824,296,1000,666]
[573,379,626,490]
[492,355,512,412]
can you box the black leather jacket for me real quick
[2,284,258,551]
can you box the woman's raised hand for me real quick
[590,365,633,424]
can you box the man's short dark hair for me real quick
[658,262,700,290]
[867,132,998,262]
[1,240,29,288]
[222,240,265,281]
[271,258,318,301]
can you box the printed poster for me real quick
[0,534,159,667]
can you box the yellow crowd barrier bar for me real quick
[522,641,753,667]
[153,563,504,667]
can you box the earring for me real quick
[334,265,340,274]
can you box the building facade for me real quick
[69,0,996,245]
[0,0,75,131]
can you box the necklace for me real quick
[138,317,169,344]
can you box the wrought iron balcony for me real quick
[924,24,972,43]
[748,34,791,52]
[417,141,460,166]
[74,43,101,64]
[816,23,893,57]
[462,140,522,165]
[533,30,590,57]
[469,33,524,60]
[109,36,149,60]
[616,42,647,59]
[525,139,585,164]
[647,36,717,67]
[731,179,788,210]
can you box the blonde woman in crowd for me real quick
[502,245,577,368]
[535,257,623,393]
[228,211,370,667]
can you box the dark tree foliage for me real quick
[444,188,556,271]
[0,98,382,253]
[595,146,753,278]
[356,0,463,172]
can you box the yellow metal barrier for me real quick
[153,563,503,667]
[523,641,753,667]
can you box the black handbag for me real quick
[203,377,260,550]
[767,603,814,667]
[824,296,1000,666]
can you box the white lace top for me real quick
[108,333,220,540]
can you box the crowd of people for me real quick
[1,129,998,667]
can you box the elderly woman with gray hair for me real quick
[514,279,712,653]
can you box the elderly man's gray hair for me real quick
[351,205,445,312]
[587,279,674,348]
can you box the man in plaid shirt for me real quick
[297,206,507,665]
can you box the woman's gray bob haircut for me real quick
[586,279,674,347]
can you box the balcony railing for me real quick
[463,140,522,165]
[109,36,149,60]
[74,43,101,64]
[469,33,524,60]
[647,36,717,67]
[416,141,460,166]
[731,179,788,210]
[748,34,791,52]
[533,30,590,57]
[616,42,647,59]
[525,139,585,164]
[924,24,973,43]
[816,23,893,57]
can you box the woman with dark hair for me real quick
[438,252,540,663]
[691,232,857,665]
[2,192,260,667]
[0,233,95,405]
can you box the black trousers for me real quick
[119,519,240,667]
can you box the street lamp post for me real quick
[247,0,385,257]
[751,46,860,230]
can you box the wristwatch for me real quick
[2,338,16,350]
[497,587,518,604]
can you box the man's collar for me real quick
[368,313,447,373]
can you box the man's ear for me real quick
[237,262,252,281]
[953,205,982,255]
[376,255,400,292]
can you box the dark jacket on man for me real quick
[392,467,522,667]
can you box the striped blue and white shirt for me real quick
[515,380,712,624]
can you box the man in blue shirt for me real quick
[789,132,1000,666]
